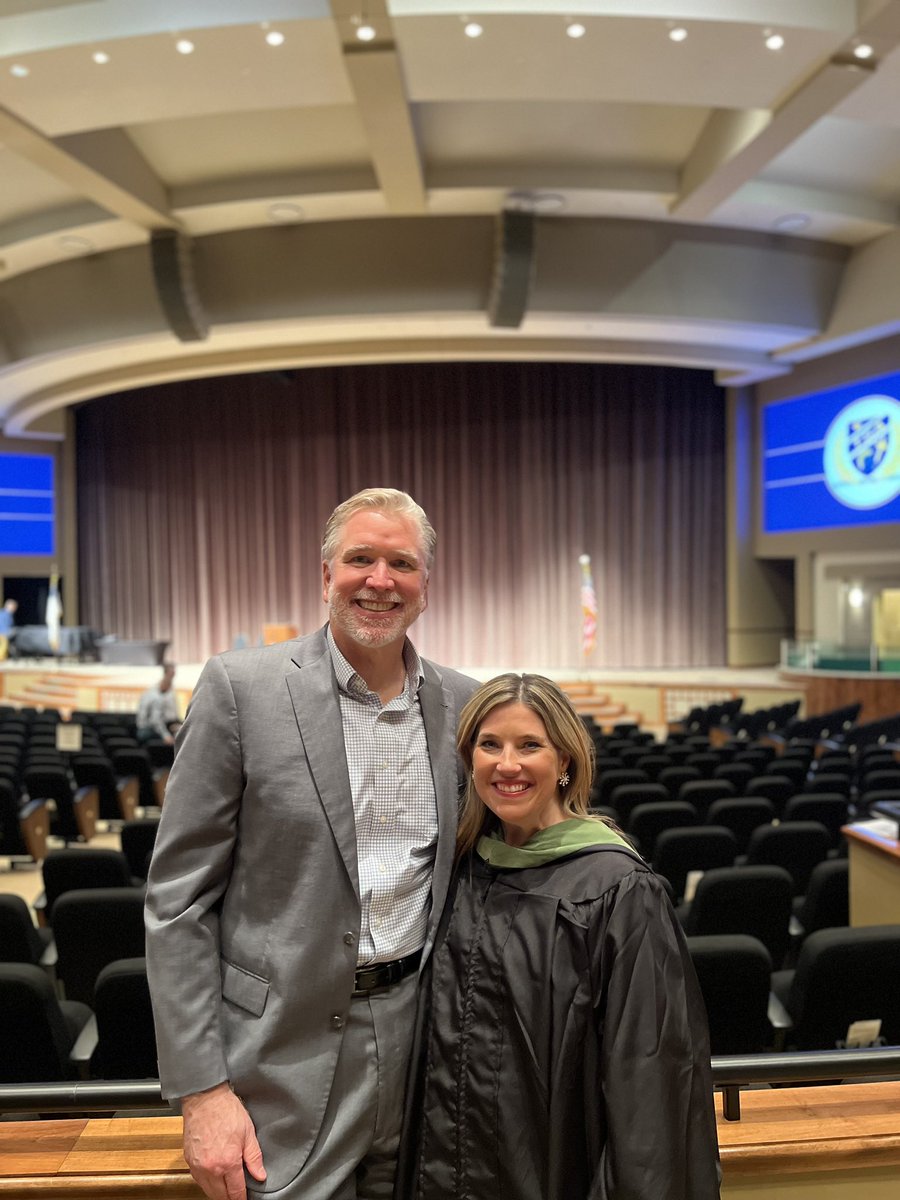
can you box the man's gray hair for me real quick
[321,488,436,572]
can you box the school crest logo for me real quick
[823,394,900,509]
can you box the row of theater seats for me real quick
[583,713,900,1057]
[0,831,161,1084]
[0,707,173,861]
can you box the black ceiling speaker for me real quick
[487,209,536,329]
[149,230,209,342]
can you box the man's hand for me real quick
[181,1082,267,1200]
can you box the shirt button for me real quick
[332,1015,344,1030]
[343,932,355,945]
[379,815,387,825]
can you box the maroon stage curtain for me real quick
[76,361,726,669]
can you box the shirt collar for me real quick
[326,624,424,701]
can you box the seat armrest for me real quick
[767,991,793,1030]
[788,914,804,938]
[39,936,58,967]
[70,1014,99,1066]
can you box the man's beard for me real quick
[327,586,424,648]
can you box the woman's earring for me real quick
[558,771,570,787]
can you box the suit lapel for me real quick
[286,640,359,900]
[419,663,459,949]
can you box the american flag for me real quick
[579,554,597,658]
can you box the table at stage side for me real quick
[843,823,900,926]
[3,1083,900,1198]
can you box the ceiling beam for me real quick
[671,61,873,221]
[673,1,900,221]
[0,106,178,230]
[329,0,426,214]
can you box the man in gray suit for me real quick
[145,488,476,1200]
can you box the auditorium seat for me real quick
[712,762,755,793]
[591,768,649,809]
[91,958,159,1080]
[51,888,147,1006]
[686,934,773,1054]
[37,848,140,925]
[771,925,900,1051]
[72,755,137,822]
[607,781,668,826]
[745,822,831,896]
[804,772,851,797]
[0,895,54,966]
[120,818,161,880]
[652,826,738,903]
[111,748,157,810]
[24,765,97,843]
[658,765,702,799]
[745,774,795,816]
[677,779,736,820]
[705,798,774,855]
[782,794,849,851]
[0,778,47,864]
[634,753,672,781]
[626,801,697,858]
[0,963,93,1083]
[678,865,793,966]
[788,860,850,967]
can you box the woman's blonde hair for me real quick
[455,673,596,860]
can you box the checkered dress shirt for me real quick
[327,627,438,965]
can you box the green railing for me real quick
[781,640,900,674]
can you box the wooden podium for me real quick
[844,823,900,926]
[261,623,298,645]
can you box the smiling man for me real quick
[145,488,476,1200]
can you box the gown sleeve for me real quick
[588,869,721,1200]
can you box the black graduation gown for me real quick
[397,845,721,1200]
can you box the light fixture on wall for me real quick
[848,585,865,610]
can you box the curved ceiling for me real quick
[2,0,900,438]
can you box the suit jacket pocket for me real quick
[221,959,270,1017]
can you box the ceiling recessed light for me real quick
[506,191,566,214]
[175,39,195,55]
[57,235,95,255]
[853,42,874,59]
[765,33,784,51]
[10,63,29,77]
[356,23,376,41]
[92,51,110,65]
[464,22,483,38]
[669,27,688,43]
[566,22,586,39]
[266,30,285,47]
[773,213,811,233]
[268,202,304,223]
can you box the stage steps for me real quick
[559,682,643,731]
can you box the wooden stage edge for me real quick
[2,1082,900,1195]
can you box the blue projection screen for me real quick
[0,453,55,555]
[763,372,900,534]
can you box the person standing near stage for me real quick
[145,488,476,1200]
[0,598,18,659]
[136,663,182,744]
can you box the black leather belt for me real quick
[353,949,422,995]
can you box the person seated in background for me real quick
[0,598,18,659]
[396,673,721,1200]
[136,663,182,744]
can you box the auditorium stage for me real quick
[0,658,795,738]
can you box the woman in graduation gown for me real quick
[396,673,721,1200]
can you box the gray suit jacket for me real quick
[144,626,476,1193]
